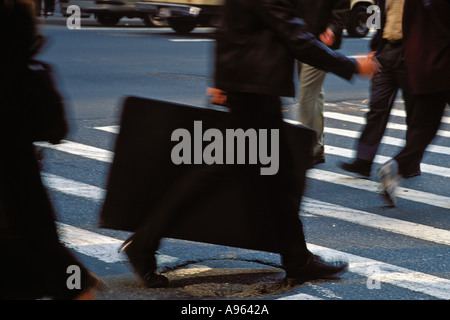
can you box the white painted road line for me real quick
[35,140,114,163]
[324,112,450,138]
[326,145,450,178]
[57,222,124,263]
[57,222,178,265]
[42,172,105,202]
[340,102,450,125]
[95,125,120,134]
[57,221,450,300]
[308,244,450,300]
[277,293,323,300]
[307,169,450,209]
[302,197,450,246]
[38,139,449,206]
[43,173,450,244]
[324,127,450,156]
[169,39,214,42]
[97,124,450,156]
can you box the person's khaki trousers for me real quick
[297,62,327,157]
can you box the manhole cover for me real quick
[166,266,289,298]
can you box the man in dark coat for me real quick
[123,0,377,288]
[378,0,450,205]
[340,0,420,178]
[215,0,379,286]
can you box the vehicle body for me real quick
[60,0,375,37]
[137,0,377,36]
[135,0,223,33]
[59,0,165,27]
[59,0,222,31]
[347,0,376,38]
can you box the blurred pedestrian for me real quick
[122,0,378,287]
[340,0,420,178]
[43,0,54,16]
[295,0,350,167]
[0,0,101,299]
[378,0,450,205]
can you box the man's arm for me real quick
[325,0,350,45]
[252,0,376,79]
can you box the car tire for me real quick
[143,14,167,27]
[168,18,197,34]
[97,13,121,26]
[347,4,370,38]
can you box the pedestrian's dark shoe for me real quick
[309,152,325,168]
[122,236,169,288]
[339,158,371,177]
[378,160,401,206]
[283,253,348,287]
[400,167,421,179]
[143,271,169,288]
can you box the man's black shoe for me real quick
[340,159,371,177]
[400,167,421,179]
[143,271,169,288]
[122,237,169,288]
[309,152,325,168]
[284,253,348,287]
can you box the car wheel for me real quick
[169,18,197,34]
[97,13,121,26]
[347,4,370,38]
[143,14,167,27]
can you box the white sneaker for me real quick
[378,160,401,206]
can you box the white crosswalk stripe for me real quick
[57,222,179,265]
[43,174,450,244]
[307,169,450,209]
[55,220,450,300]
[324,112,450,138]
[37,102,449,300]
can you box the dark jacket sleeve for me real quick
[253,0,358,80]
[327,0,350,49]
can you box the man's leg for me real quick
[379,91,449,205]
[395,54,421,177]
[394,91,448,174]
[340,44,401,177]
[298,63,327,162]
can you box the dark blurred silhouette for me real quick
[340,0,420,179]
[34,0,54,16]
[0,0,100,299]
[378,0,450,205]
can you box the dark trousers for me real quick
[356,42,416,166]
[394,90,449,174]
[227,92,308,258]
[126,92,310,276]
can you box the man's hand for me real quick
[356,52,380,78]
[319,28,335,47]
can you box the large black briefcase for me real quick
[99,96,315,254]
